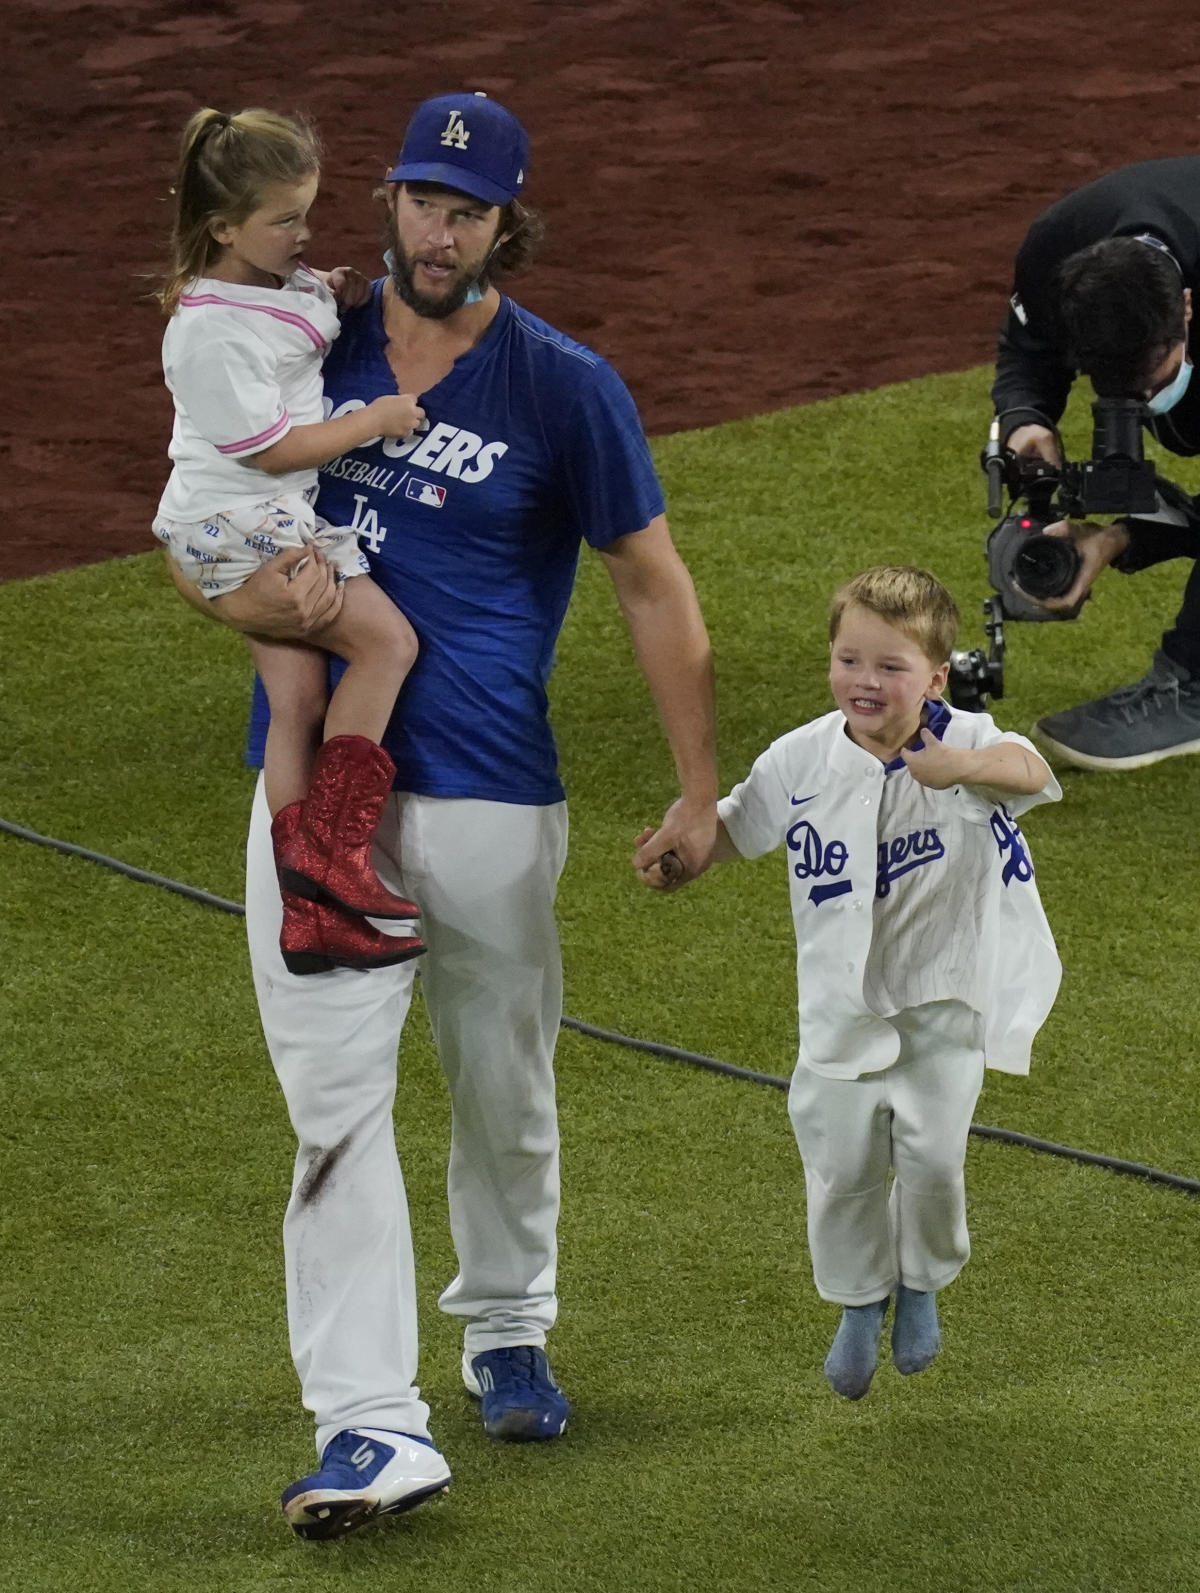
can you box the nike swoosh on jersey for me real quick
[790,793,818,806]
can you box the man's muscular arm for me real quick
[632,816,741,891]
[164,546,343,637]
[598,515,718,884]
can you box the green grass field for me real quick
[4,367,1200,1591]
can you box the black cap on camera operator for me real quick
[994,155,1200,771]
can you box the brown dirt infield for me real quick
[4,0,1198,581]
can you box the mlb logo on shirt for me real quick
[406,478,447,508]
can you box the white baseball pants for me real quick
[788,1000,985,1305]
[245,776,568,1455]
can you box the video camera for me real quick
[948,397,1159,712]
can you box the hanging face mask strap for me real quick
[384,225,509,307]
[464,226,512,304]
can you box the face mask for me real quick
[383,249,485,305]
[1148,348,1193,414]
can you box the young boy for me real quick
[639,566,1061,1398]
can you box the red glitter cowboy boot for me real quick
[279,735,421,920]
[272,804,424,976]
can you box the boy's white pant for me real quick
[245,778,568,1455]
[788,1001,985,1306]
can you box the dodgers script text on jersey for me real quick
[248,285,664,804]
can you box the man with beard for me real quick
[205,92,718,1539]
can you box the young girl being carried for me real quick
[154,107,424,975]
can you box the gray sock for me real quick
[891,1284,940,1375]
[823,1297,889,1400]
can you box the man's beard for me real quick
[384,214,488,321]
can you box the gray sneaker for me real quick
[1032,651,1200,770]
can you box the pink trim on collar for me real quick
[179,292,328,351]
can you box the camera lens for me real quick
[1014,533,1080,600]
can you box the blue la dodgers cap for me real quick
[385,91,529,206]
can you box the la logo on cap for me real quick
[387,91,527,205]
[440,110,470,150]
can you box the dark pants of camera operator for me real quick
[1114,512,1200,673]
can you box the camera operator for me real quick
[994,155,1200,770]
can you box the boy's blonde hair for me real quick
[829,566,959,664]
[157,107,321,315]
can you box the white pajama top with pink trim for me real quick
[156,265,340,522]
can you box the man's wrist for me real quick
[996,407,1057,449]
[958,749,989,784]
[1093,520,1132,571]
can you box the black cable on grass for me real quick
[561,1015,788,1089]
[5,815,1199,1198]
[563,1017,1200,1195]
[0,817,245,914]
[965,1125,1200,1194]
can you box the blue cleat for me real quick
[280,1427,450,1541]
[463,1345,572,1441]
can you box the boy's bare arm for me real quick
[634,817,742,891]
[900,729,1051,795]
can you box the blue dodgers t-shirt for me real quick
[247,285,665,803]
